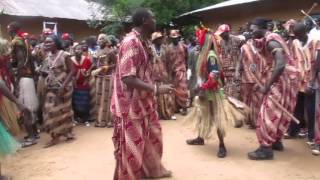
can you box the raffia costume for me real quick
[0,38,20,135]
[185,33,250,139]
[0,56,20,135]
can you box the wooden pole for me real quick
[301,3,319,28]
[306,3,318,15]
[250,71,300,124]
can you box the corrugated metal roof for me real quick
[179,0,261,17]
[0,0,105,21]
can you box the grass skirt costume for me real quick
[185,33,250,139]
[0,54,20,135]
[0,93,21,160]
[0,97,20,135]
[0,38,20,158]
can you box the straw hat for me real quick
[151,32,163,42]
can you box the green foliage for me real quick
[104,0,144,20]
[144,0,224,25]
[98,0,224,36]
[100,21,122,35]
[102,0,224,24]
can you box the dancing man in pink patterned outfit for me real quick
[247,18,299,160]
[111,9,173,180]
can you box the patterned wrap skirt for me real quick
[95,75,113,125]
[43,86,74,137]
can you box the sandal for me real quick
[186,137,205,145]
[95,123,106,128]
[24,134,40,140]
[217,146,227,158]
[21,138,37,148]
[85,122,91,127]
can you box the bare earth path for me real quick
[3,115,320,180]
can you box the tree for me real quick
[96,0,225,36]
[144,0,224,25]
[101,0,224,24]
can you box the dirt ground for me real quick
[3,115,320,180]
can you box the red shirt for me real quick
[71,55,92,89]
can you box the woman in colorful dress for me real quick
[71,44,92,126]
[42,35,75,148]
[93,34,116,128]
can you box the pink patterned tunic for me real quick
[240,39,265,126]
[110,30,167,180]
[255,33,299,147]
[310,41,320,146]
[166,43,189,108]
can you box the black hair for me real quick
[132,8,152,27]
[86,36,97,47]
[293,22,307,34]
[8,21,21,32]
[251,17,271,30]
[108,35,118,47]
[47,35,64,50]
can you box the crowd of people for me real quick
[0,7,320,180]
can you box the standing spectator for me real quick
[42,35,75,148]
[71,44,92,126]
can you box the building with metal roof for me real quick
[0,0,105,40]
[177,0,320,33]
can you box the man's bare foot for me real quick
[44,137,60,148]
[142,170,172,179]
[65,134,76,142]
[160,170,172,178]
